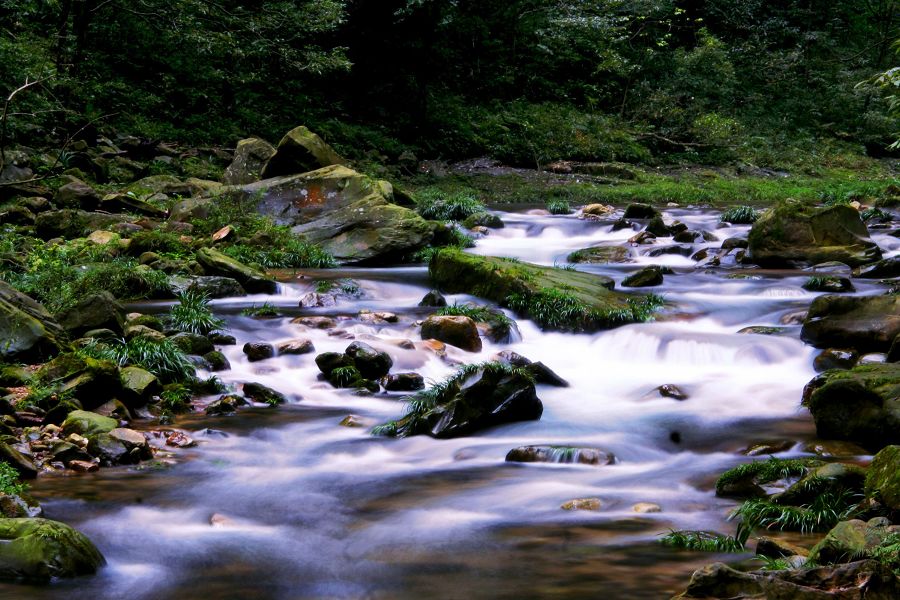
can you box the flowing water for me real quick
[5,207,898,599]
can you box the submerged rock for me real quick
[561,498,602,511]
[506,446,614,465]
[622,266,664,288]
[0,518,105,582]
[748,202,882,267]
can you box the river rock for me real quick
[0,442,37,479]
[803,276,855,293]
[195,247,276,294]
[854,257,900,279]
[581,203,615,217]
[865,445,900,510]
[421,315,482,352]
[623,203,657,219]
[223,137,277,184]
[277,339,315,355]
[203,350,231,371]
[493,351,569,387]
[345,341,393,379]
[801,295,900,353]
[0,518,105,582]
[61,410,117,438]
[260,125,347,178]
[383,373,425,392]
[419,290,447,307]
[803,363,900,451]
[292,316,337,330]
[506,446,614,465]
[561,498,602,511]
[242,382,286,405]
[99,192,167,218]
[0,280,67,361]
[810,518,897,565]
[463,212,504,229]
[242,342,274,362]
[567,246,632,264]
[656,384,688,400]
[813,348,858,372]
[35,209,133,240]
[674,560,900,600]
[36,354,121,410]
[185,276,247,298]
[622,266,664,287]
[206,394,248,415]
[169,332,214,355]
[380,364,542,438]
[55,291,125,337]
[55,179,101,210]
[747,202,882,267]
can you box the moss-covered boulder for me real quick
[747,202,882,267]
[801,295,900,353]
[0,280,67,361]
[429,249,658,332]
[195,247,276,294]
[808,518,895,564]
[622,266,665,288]
[223,137,277,185]
[567,245,632,264]
[61,410,117,438]
[229,165,433,264]
[55,291,125,338]
[0,518,104,582]
[34,209,133,240]
[119,366,161,407]
[803,364,900,451]
[375,363,542,439]
[260,126,347,178]
[865,445,900,510]
[37,354,122,411]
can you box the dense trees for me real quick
[0,0,897,163]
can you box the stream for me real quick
[4,206,898,599]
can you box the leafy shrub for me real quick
[168,291,225,335]
[0,463,26,496]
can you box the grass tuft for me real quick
[168,290,225,335]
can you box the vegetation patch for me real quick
[77,338,195,384]
[168,291,225,336]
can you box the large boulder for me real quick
[55,291,125,338]
[194,247,276,293]
[429,249,655,332]
[344,341,393,379]
[865,445,900,511]
[260,126,347,178]
[674,560,900,599]
[803,364,900,451]
[223,137,277,184]
[61,410,117,438]
[0,280,67,361]
[227,165,434,264]
[421,315,482,352]
[801,295,900,353]
[0,518,104,582]
[376,363,542,438]
[54,179,101,210]
[808,518,897,564]
[748,202,882,267]
[37,355,122,410]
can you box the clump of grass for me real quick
[240,302,280,318]
[715,457,813,494]
[753,556,796,571]
[374,361,534,438]
[720,205,760,224]
[159,384,193,413]
[861,207,890,222]
[77,337,195,383]
[223,238,336,269]
[168,291,225,335]
[416,190,486,221]
[546,199,572,215]
[0,462,27,496]
[660,522,750,553]
[505,288,663,331]
[730,490,860,533]
[411,228,475,263]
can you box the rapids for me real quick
[5,206,896,599]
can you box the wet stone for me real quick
[242,342,275,362]
[506,446,615,466]
[561,498,602,511]
[656,384,688,400]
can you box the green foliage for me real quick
[416,189,486,221]
[716,457,813,492]
[505,288,662,332]
[546,199,572,215]
[730,490,860,533]
[168,291,225,336]
[0,462,27,497]
[159,384,193,413]
[871,533,900,576]
[240,303,280,318]
[77,338,194,384]
[753,556,795,571]
[660,522,750,553]
[720,206,760,224]
[436,303,513,339]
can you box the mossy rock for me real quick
[804,364,900,451]
[808,518,895,564]
[462,212,504,229]
[0,280,67,362]
[429,249,654,332]
[195,247,276,294]
[0,518,104,582]
[260,125,348,178]
[61,410,117,438]
[119,366,161,407]
[567,246,632,264]
[222,137,276,185]
[865,445,900,510]
[748,201,882,267]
